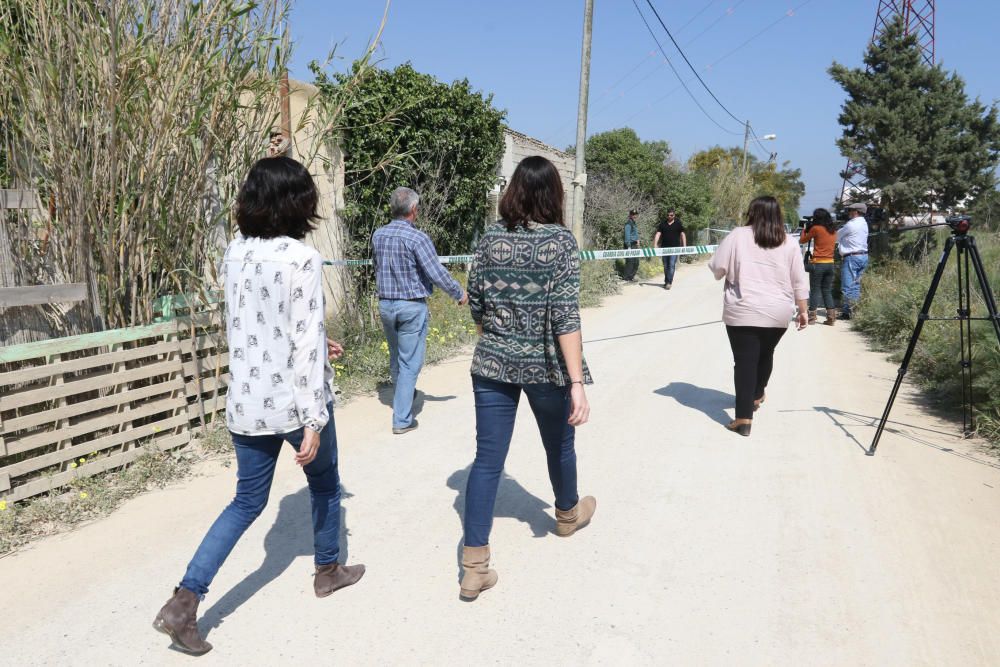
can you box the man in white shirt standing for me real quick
[837,202,870,320]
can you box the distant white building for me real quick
[487,128,578,226]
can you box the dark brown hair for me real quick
[812,207,835,234]
[498,156,564,230]
[236,156,319,240]
[745,196,786,249]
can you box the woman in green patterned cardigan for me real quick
[459,156,596,601]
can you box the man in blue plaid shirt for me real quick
[373,187,468,434]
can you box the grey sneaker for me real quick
[392,420,419,435]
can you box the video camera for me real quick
[946,214,972,234]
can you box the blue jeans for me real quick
[841,254,869,314]
[379,299,429,429]
[661,254,678,284]
[464,376,579,547]
[180,407,341,597]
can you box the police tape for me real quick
[322,244,718,267]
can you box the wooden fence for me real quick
[0,311,229,503]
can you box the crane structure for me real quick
[838,0,937,206]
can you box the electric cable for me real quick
[631,0,742,136]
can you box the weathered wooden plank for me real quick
[5,432,190,503]
[0,338,183,388]
[0,358,180,411]
[0,412,191,479]
[0,472,9,493]
[0,284,88,308]
[182,352,229,379]
[0,313,218,364]
[3,393,188,456]
[184,373,230,398]
[0,189,38,210]
[4,375,185,433]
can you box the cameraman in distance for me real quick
[799,208,838,325]
[836,202,870,320]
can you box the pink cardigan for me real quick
[707,226,809,328]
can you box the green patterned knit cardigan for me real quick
[467,221,593,386]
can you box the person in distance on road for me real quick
[708,195,809,437]
[836,202,870,320]
[653,207,685,290]
[459,155,596,601]
[153,157,365,656]
[622,208,640,282]
[799,208,839,325]
[372,186,469,435]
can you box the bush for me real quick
[853,231,1000,447]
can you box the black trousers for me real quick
[623,243,639,280]
[725,325,787,419]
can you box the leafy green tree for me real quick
[829,17,1000,218]
[584,128,671,197]
[313,62,506,263]
[689,147,804,226]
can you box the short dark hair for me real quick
[236,156,319,240]
[745,196,786,249]
[499,156,564,230]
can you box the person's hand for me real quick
[295,428,320,466]
[458,291,469,306]
[796,311,809,330]
[327,338,344,360]
[567,383,590,426]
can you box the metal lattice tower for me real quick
[839,0,936,205]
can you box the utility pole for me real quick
[741,120,750,175]
[571,0,594,246]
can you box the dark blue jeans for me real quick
[808,262,836,310]
[180,406,341,597]
[661,254,679,285]
[464,376,579,547]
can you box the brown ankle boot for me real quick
[725,418,753,436]
[824,309,838,326]
[460,545,498,601]
[314,562,366,598]
[153,587,212,655]
[555,496,597,537]
[808,309,818,324]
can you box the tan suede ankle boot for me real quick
[153,587,212,655]
[460,545,498,601]
[555,496,597,537]
[824,309,838,326]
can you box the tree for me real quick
[830,17,1000,218]
[315,62,506,265]
[689,147,804,226]
[584,128,671,197]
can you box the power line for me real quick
[631,0,742,135]
[643,0,744,126]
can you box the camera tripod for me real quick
[869,221,1000,455]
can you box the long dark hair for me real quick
[745,196,785,249]
[236,156,319,240]
[498,156,564,230]
[812,207,835,234]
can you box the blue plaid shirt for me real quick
[372,219,464,301]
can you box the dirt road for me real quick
[2,262,999,665]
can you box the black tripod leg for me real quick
[869,237,956,455]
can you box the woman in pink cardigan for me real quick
[707,196,809,436]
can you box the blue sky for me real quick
[289,1,1000,217]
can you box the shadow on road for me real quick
[447,465,553,582]
[198,485,355,638]
[805,406,1000,468]
[654,382,733,426]
[377,384,456,418]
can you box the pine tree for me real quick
[829,17,1000,218]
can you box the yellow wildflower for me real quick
[70,462,78,469]
[79,492,88,500]
[78,457,86,464]
[438,336,446,344]
[0,500,7,511]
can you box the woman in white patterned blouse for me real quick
[153,157,364,655]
